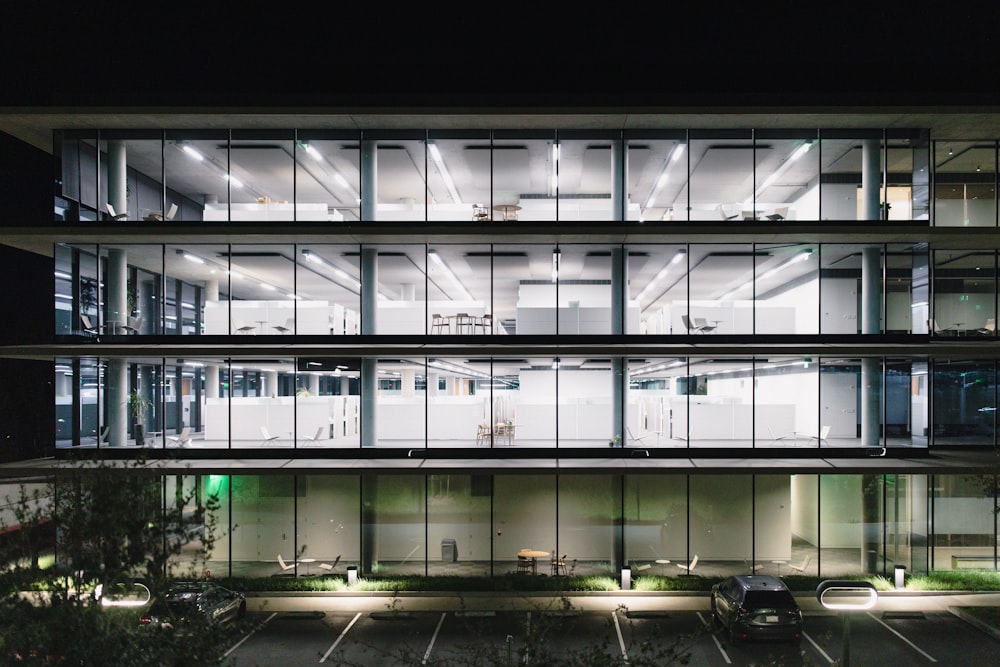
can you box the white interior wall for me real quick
[791,474,819,544]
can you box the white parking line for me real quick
[319,611,362,663]
[224,611,278,658]
[802,631,834,664]
[866,611,937,662]
[612,611,629,663]
[422,612,446,665]
[696,611,731,664]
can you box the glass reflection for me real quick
[934,140,997,227]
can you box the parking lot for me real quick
[220,593,1000,666]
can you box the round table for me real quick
[492,204,522,221]
[517,549,549,574]
[655,559,671,574]
[299,558,316,575]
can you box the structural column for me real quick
[361,247,378,447]
[107,140,127,219]
[861,139,882,221]
[106,248,129,447]
[361,138,377,221]
[611,246,628,445]
[861,248,882,449]
[611,136,626,221]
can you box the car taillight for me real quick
[139,615,152,625]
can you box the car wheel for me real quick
[710,598,721,626]
[237,601,247,619]
[728,625,740,644]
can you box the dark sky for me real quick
[2,3,999,107]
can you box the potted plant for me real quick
[128,390,152,444]
[609,434,621,448]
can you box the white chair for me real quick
[431,314,450,335]
[122,315,142,335]
[145,202,178,221]
[303,426,325,442]
[978,318,996,335]
[676,554,699,573]
[787,554,811,574]
[273,317,294,335]
[276,554,296,573]
[166,427,191,447]
[80,314,99,335]
[626,427,650,446]
[233,320,256,335]
[106,203,128,220]
[681,314,701,334]
[692,317,716,334]
[318,555,341,573]
[806,425,830,446]
[260,426,280,445]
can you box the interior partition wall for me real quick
[172,471,973,579]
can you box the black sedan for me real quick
[139,581,246,630]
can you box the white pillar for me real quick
[400,284,415,301]
[205,365,219,399]
[107,248,128,331]
[108,359,128,447]
[265,370,278,397]
[401,369,415,398]
[309,373,320,395]
[427,373,439,397]
[861,139,882,220]
[108,140,127,218]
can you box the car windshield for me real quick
[744,590,796,608]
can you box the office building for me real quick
[2,53,1000,581]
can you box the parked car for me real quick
[710,574,802,644]
[139,581,246,630]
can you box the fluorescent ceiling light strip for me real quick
[428,250,472,300]
[429,143,462,204]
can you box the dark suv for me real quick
[710,575,802,644]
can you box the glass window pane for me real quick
[789,474,819,576]
[634,244,688,335]
[369,475,425,576]
[932,359,996,445]
[754,242,817,334]
[369,132,426,222]
[756,356,819,448]
[558,476,618,576]
[931,475,997,571]
[426,475,490,573]
[557,131,616,221]
[934,140,996,227]
[820,474,869,577]
[228,475,297,575]
[689,131,753,222]
[492,131,556,222]
[376,357,426,448]
[494,475,556,573]
[228,130,295,220]
[298,243,361,335]
[165,130,228,221]
[629,356,684,448]
[753,131,819,221]
[688,243,754,335]
[691,475,752,577]
[626,132,687,222]
[624,474,687,569]
[296,131,361,222]
[426,131,489,221]
[932,249,996,337]
[820,131,884,221]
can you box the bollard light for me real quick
[347,565,358,586]
[894,566,905,589]
[621,567,631,591]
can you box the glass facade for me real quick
[35,123,1000,582]
[68,471,982,578]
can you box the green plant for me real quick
[127,390,152,424]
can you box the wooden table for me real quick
[517,549,549,574]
